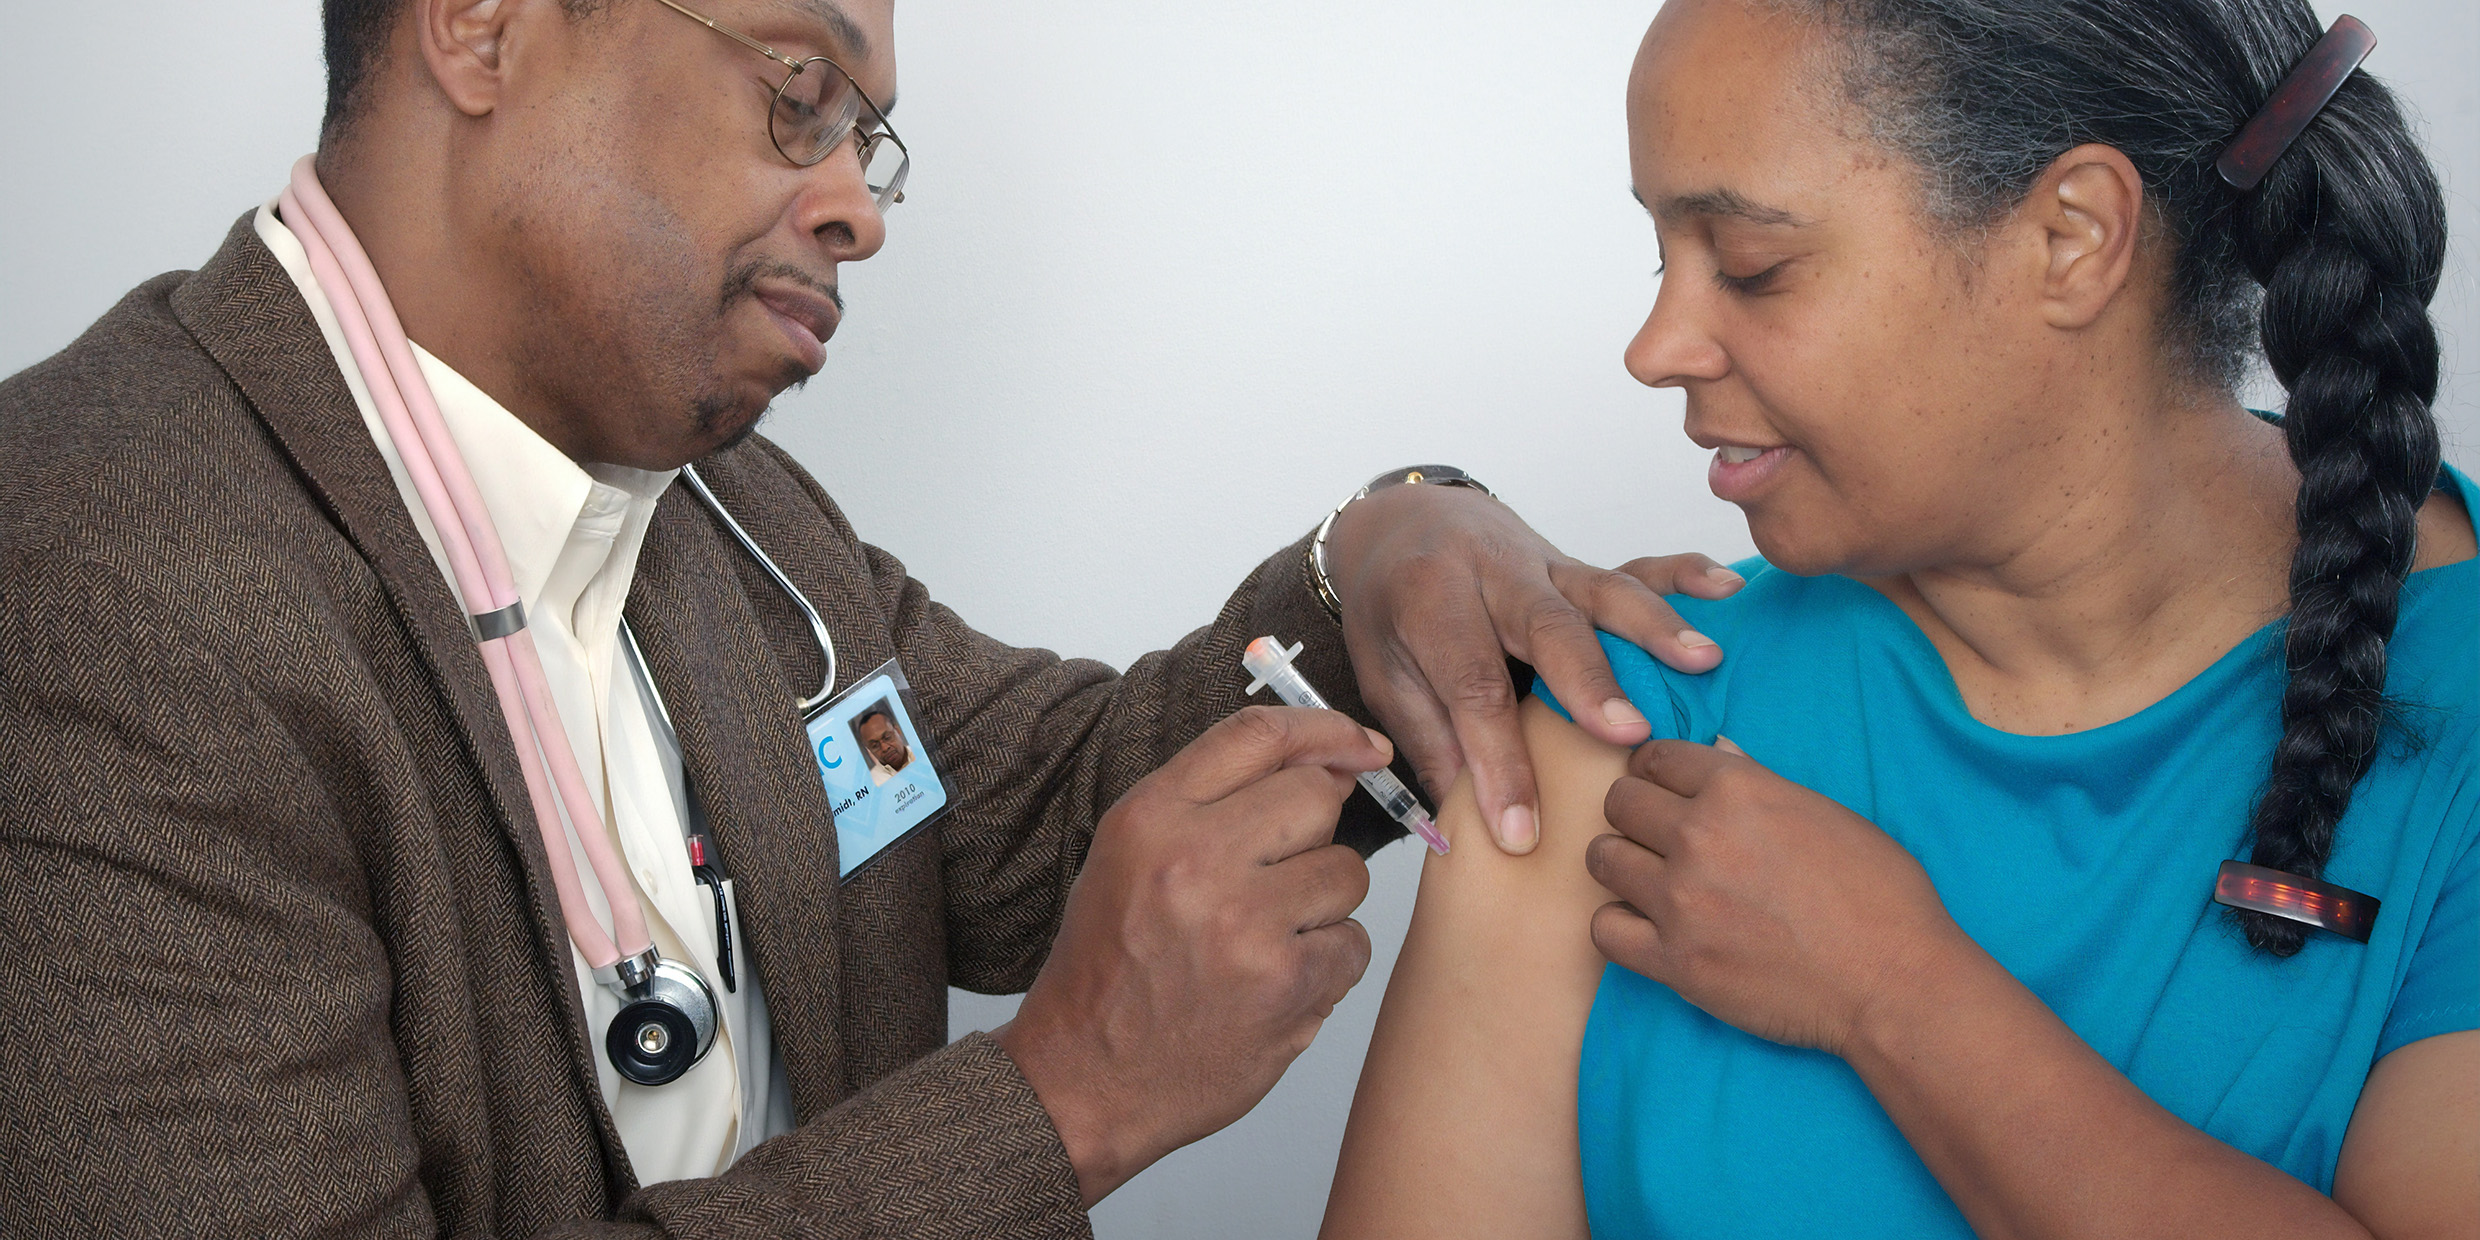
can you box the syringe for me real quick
[1242,636,1451,855]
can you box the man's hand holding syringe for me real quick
[1244,636,1452,855]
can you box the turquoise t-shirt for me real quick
[1552,467,2478,1238]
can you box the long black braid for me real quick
[1796,0,2448,954]
[2235,93,2444,952]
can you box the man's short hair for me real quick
[322,0,401,133]
[321,0,603,134]
[855,707,895,731]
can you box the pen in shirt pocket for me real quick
[687,833,737,994]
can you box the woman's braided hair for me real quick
[1793,0,2446,954]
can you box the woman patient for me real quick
[1323,1,2476,1237]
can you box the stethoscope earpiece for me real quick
[603,955,720,1087]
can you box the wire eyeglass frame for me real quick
[650,0,911,208]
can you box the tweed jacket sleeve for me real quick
[692,440,1408,996]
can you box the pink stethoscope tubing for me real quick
[279,156,650,973]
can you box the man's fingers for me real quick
[1164,705,1390,804]
[1589,900,1666,975]
[1400,596,1541,854]
[1505,575,1651,751]
[1627,737,1741,797]
[1448,708,1541,856]
[1260,842,1373,932]
[1616,552,1745,600]
[1353,648,1467,804]
[1215,763,1361,862]
[1548,557,1724,676]
[1296,916,1376,1005]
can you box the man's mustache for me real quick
[721,259,843,314]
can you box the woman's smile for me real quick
[1706,442,1793,502]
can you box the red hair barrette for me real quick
[2215,15,2378,192]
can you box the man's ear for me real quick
[415,0,517,118]
[2025,143,2146,331]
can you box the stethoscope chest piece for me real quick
[601,950,720,1086]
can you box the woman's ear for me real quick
[2026,143,2147,331]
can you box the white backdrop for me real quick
[3,2,2473,1235]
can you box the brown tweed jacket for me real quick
[0,218,1398,1238]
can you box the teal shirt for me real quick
[1551,467,2479,1238]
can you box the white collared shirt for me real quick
[255,201,795,1183]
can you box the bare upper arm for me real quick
[2331,1030,2479,1239]
[1321,698,1631,1240]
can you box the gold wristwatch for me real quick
[1306,465,1495,621]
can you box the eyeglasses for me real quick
[651,0,911,209]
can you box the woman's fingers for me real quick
[1603,773,1692,856]
[1590,900,1668,980]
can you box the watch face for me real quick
[1366,465,1479,494]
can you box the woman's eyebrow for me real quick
[1629,186,1808,227]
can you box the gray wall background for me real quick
[3,2,2472,1235]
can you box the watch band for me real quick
[1306,465,1495,622]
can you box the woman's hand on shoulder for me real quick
[1587,736,1965,1055]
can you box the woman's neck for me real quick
[1866,398,2299,736]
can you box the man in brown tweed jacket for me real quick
[0,1,1741,1235]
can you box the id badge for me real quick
[804,658,954,881]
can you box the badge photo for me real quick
[804,659,952,880]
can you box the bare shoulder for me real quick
[1321,698,1630,1240]
[2333,1030,2478,1237]
[2413,481,2475,571]
[1413,698,1633,922]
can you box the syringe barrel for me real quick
[1359,772,1421,819]
[1242,637,1332,710]
[1241,635,1452,855]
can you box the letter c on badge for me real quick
[817,735,842,769]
